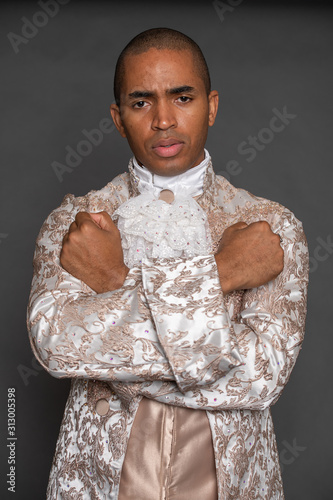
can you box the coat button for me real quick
[95,398,109,416]
[158,189,174,204]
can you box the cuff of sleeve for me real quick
[141,255,242,393]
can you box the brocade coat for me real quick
[27,160,309,499]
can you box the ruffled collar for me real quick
[112,151,216,268]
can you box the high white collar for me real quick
[132,149,211,198]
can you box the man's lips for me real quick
[152,139,184,158]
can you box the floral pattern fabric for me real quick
[27,160,309,499]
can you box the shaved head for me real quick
[114,28,211,106]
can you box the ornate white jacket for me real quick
[27,160,309,499]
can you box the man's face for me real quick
[110,48,218,176]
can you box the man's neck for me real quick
[132,149,211,198]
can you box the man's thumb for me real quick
[89,211,115,231]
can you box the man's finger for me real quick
[75,212,94,225]
[62,231,69,246]
[225,221,248,233]
[74,211,103,231]
[246,220,272,233]
[90,211,115,232]
[67,220,78,234]
[234,221,248,230]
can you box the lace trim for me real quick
[112,193,212,268]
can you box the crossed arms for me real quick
[27,185,308,411]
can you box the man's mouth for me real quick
[152,139,184,158]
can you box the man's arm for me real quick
[27,195,175,384]
[132,209,308,410]
[28,191,307,406]
[59,213,284,296]
[57,208,288,401]
[27,192,272,386]
[29,194,236,385]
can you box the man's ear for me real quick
[208,90,219,127]
[110,104,127,138]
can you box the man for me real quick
[27,28,308,499]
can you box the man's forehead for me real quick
[124,47,193,64]
[121,48,203,94]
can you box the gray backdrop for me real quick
[1,0,332,498]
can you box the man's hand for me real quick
[60,211,129,294]
[215,221,284,294]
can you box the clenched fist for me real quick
[215,221,284,294]
[60,211,129,293]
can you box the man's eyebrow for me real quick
[128,90,155,99]
[128,86,197,100]
[166,85,196,95]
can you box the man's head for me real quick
[114,28,211,107]
[110,28,218,176]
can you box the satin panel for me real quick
[118,397,218,500]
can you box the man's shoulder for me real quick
[37,172,131,243]
[213,173,302,230]
[82,171,131,213]
[54,171,131,217]
[214,173,283,214]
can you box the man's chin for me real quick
[142,153,200,177]
[144,162,193,177]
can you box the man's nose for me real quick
[151,100,177,130]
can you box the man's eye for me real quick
[177,96,191,103]
[133,101,147,108]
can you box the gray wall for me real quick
[1,1,332,498]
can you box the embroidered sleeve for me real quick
[140,255,243,392]
[27,191,174,383]
[133,209,309,409]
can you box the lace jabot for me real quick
[112,151,213,268]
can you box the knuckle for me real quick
[67,230,79,244]
[222,227,231,238]
[75,211,84,222]
[80,220,93,234]
[228,220,246,233]
[258,220,270,231]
